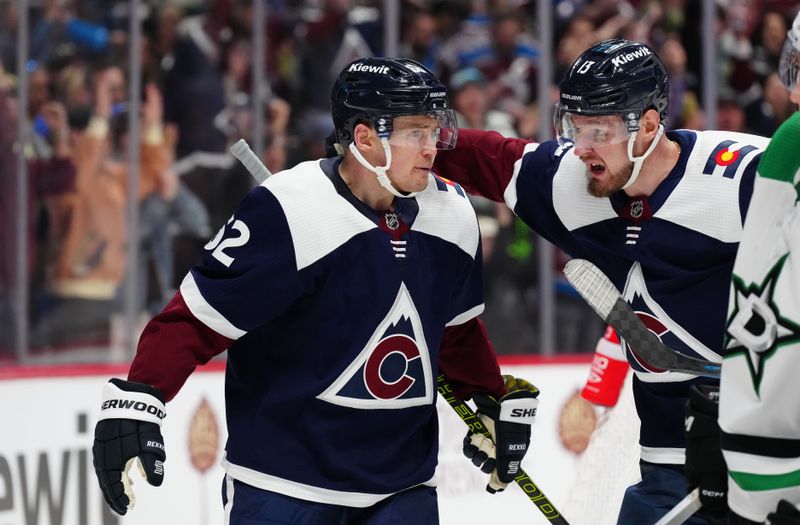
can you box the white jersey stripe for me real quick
[446,304,485,327]
[640,446,685,464]
[223,457,436,507]
[180,272,246,340]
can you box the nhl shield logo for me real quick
[385,212,400,230]
[630,200,644,219]
[317,282,433,409]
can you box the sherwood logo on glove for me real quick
[99,381,167,426]
[499,398,538,425]
[102,399,166,419]
[510,408,537,418]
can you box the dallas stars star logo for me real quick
[725,254,800,396]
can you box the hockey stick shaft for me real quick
[564,259,721,378]
[437,375,570,524]
[653,488,702,525]
[231,138,272,183]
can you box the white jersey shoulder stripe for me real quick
[656,131,768,243]
[411,174,480,259]
[552,153,617,231]
[180,272,246,340]
[504,142,541,211]
[264,161,377,270]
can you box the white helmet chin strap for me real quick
[348,138,419,199]
[622,123,664,190]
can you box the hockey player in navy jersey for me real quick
[433,39,770,523]
[684,13,800,524]
[91,57,540,523]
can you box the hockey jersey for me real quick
[434,128,769,465]
[128,156,505,506]
[720,112,800,521]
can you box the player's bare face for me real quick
[569,115,632,197]
[387,115,439,192]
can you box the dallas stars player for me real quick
[717,12,800,523]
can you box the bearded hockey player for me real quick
[433,38,769,522]
[91,57,539,524]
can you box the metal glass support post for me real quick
[124,0,143,359]
[253,0,266,158]
[537,0,555,355]
[15,0,30,362]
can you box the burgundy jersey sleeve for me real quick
[433,128,532,202]
[439,317,505,400]
[128,292,233,401]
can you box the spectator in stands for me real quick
[659,34,704,130]
[717,91,749,133]
[0,62,76,355]
[399,9,441,72]
[31,67,171,347]
[293,0,379,120]
[557,15,598,78]
[450,67,517,137]
[719,1,761,105]
[751,11,790,84]
[746,72,795,136]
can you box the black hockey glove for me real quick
[93,378,167,515]
[684,384,728,518]
[463,375,539,494]
[767,500,800,525]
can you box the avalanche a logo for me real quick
[621,263,721,377]
[317,282,434,409]
[726,254,800,396]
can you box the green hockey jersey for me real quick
[720,112,800,521]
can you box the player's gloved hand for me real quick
[767,500,800,525]
[463,374,539,494]
[684,384,728,518]
[93,378,167,515]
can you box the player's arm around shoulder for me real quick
[433,129,535,202]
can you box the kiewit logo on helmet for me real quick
[611,48,652,68]
[348,63,390,74]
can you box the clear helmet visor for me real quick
[554,104,633,149]
[779,36,800,91]
[384,109,458,151]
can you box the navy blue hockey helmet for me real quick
[556,39,669,133]
[331,57,457,150]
